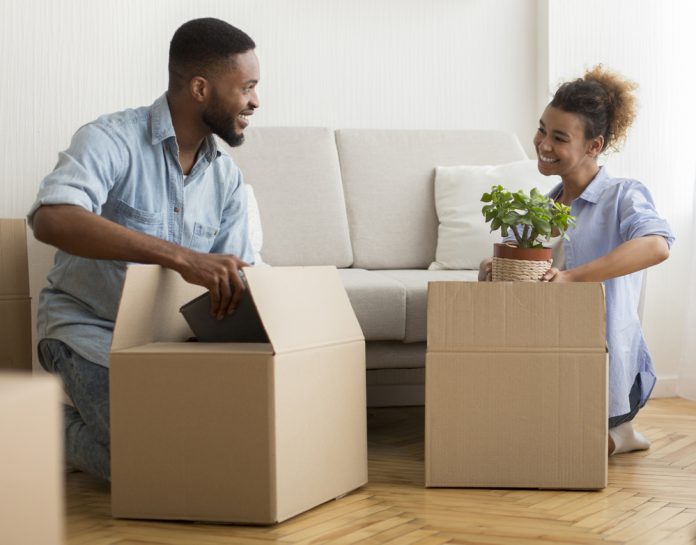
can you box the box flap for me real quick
[111,265,206,352]
[427,282,605,351]
[0,219,30,297]
[245,266,364,353]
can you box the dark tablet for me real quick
[179,289,268,343]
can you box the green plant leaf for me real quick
[479,183,576,247]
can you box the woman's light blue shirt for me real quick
[549,167,674,417]
[27,94,255,367]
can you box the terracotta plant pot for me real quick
[492,243,552,282]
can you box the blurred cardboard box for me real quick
[0,373,63,544]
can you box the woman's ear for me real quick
[587,135,605,158]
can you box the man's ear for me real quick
[587,135,604,158]
[190,76,209,103]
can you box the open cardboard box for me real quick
[425,281,608,490]
[110,265,367,524]
[0,219,32,371]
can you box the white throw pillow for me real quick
[429,160,560,270]
[246,184,264,265]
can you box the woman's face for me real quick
[533,106,602,181]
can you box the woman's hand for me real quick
[478,258,493,281]
[542,267,572,282]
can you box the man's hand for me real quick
[176,251,250,319]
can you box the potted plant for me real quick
[481,185,575,281]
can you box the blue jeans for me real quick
[38,339,110,481]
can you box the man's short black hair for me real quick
[169,18,255,90]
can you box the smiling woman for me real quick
[533,66,673,455]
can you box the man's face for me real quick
[202,50,260,147]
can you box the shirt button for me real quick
[174,207,181,213]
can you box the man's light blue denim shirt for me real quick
[27,93,255,367]
[508,167,674,417]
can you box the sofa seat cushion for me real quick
[366,341,426,370]
[338,269,406,340]
[375,270,479,342]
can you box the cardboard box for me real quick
[0,219,32,371]
[425,282,607,490]
[110,264,368,524]
[0,373,64,545]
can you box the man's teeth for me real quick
[539,155,557,163]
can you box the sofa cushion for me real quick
[376,270,479,342]
[245,184,264,265]
[225,128,353,267]
[336,130,527,270]
[429,160,560,270]
[338,269,405,341]
[366,341,426,370]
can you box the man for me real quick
[28,18,260,481]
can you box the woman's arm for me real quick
[543,235,669,282]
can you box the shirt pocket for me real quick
[189,222,220,253]
[113,200,165,239]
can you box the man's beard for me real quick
[202,99,244,148]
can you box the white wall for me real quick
[545,0,696,393]
[0,0,538,221]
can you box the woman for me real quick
[480,66,674,455]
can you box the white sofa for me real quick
[227,128,528,407]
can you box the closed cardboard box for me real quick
[0,219,32,371]
[0,373,64,545]
[425,282,607,490]
[110,265,368,524]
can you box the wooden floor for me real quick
[65,398,696,545]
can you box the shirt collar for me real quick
[150,93,221,160]
[548,166,613,204]
[577,166,613,204]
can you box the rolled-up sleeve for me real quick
[27,123,124,228]
[210,168,255,265]
[618,181,675,249]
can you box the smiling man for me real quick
[27,18,260,481]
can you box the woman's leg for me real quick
[608,375,650,455]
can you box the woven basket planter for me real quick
[492,243,552,282]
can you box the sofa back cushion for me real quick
[226,127,353,267]
[336,130,527,269]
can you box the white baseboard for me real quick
[652,375,678,398]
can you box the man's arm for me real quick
[33,204,247,318]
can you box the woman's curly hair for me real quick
[550,65,637,153]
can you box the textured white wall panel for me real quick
[1,0,538,219]
[547,0,696,383]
